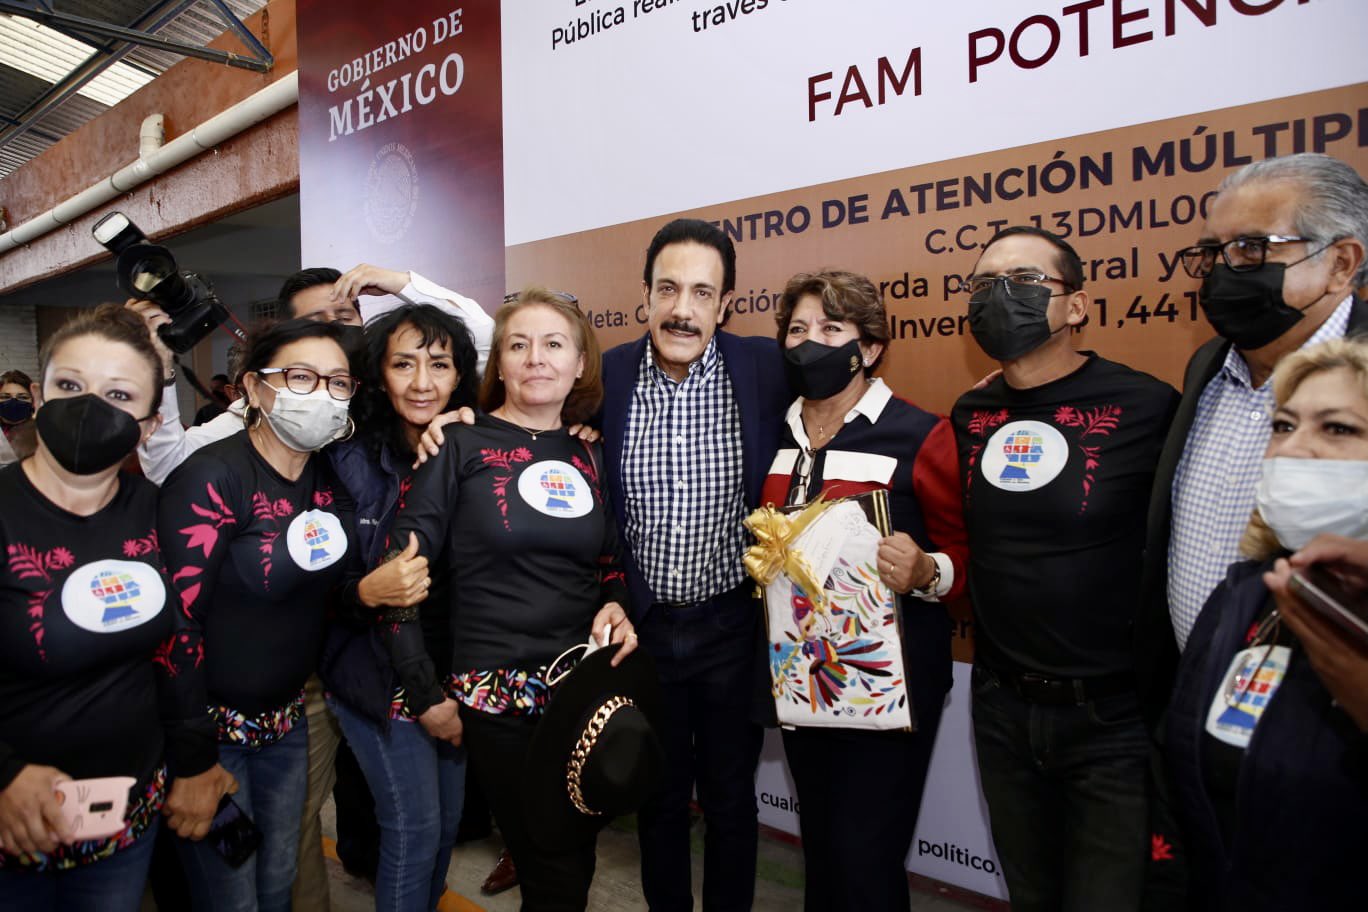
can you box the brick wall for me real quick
[0,303,38,379]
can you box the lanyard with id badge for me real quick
[1205,610,1292,750]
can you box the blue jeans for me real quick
[178,720,310,912]
[0,818,158,912]
[970,664,1149,912]
[329,697,465,912]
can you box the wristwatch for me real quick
[910,557,942,597]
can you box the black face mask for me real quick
[968,282,1065,362]
[36,394,145,475]
[783,339,864,401]
[0,398,33,425]
[1198,263,1313,350]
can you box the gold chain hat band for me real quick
[565,695,636,816]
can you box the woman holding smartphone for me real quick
[1165,337,1368,912]
[0,305,220,911]
[158,318,362,912]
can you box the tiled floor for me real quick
[321,803,991,912]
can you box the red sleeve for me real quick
[911,418,970,602]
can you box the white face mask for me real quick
[262,386,350,452]
[1255,456,1368,551]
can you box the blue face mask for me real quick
[0,398,33,425]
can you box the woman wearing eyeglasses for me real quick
[759,270,970,912]
[1164,337,1368,912]
[156,319,364,911]
[0,370,37,466]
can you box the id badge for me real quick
[1205,645,1291,749]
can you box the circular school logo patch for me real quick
[61,559,166,634]
[980,421,1069,492]
[517,460,593,518]
[285,510,348,571]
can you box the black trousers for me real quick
[462,709,598,912]
[332,739,380,878]
[781,712,942,912]
[635,588,765,912]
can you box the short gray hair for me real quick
[1219,153,1368,286]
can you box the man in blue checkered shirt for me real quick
[1137,154,1368,731]
[600,219,791,912]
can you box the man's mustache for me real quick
[659,320,701,336]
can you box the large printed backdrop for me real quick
[299,0,1368,899]
[297,0,505,309]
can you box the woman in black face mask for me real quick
[0,370,37,466]
[0,304,207,911]
[759,270,970,912]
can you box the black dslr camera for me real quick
[92,211,232,354]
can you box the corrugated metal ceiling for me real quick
[0,0,267,178]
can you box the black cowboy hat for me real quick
[523,645,665,852]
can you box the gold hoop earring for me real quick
[336,416,356,443]
[242,404,261,429]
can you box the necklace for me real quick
[495,409,558,440]
[801,408,838,447]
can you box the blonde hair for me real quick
[1240,335,1368,559]
[479,288,603,424]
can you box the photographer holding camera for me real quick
[134,262,493,486]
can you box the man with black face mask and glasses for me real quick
[949,226,1179,912]
[1135,154,1368,734]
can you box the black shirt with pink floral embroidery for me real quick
[383,414,628,718]
[157,433,355,766]
[0,465,190,869]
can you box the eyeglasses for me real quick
[1224,611,1282,709]
[1175,235,1319,278]
[503,290,580,307]
[957,273,1074,299]
[256,367,360,401]
[791,447,815,506]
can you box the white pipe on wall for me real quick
[139,113,166,158]
[0,71,298,255]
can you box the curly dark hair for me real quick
[351,304,480,459]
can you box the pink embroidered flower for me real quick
[966,409,1010,437]
[481,448,535,530]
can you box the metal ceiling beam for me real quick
[0,0,273,72]
[0,0,201,154]
[0,110,62,143]
[204,0,269,65]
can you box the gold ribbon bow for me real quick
[742,495,833,612]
